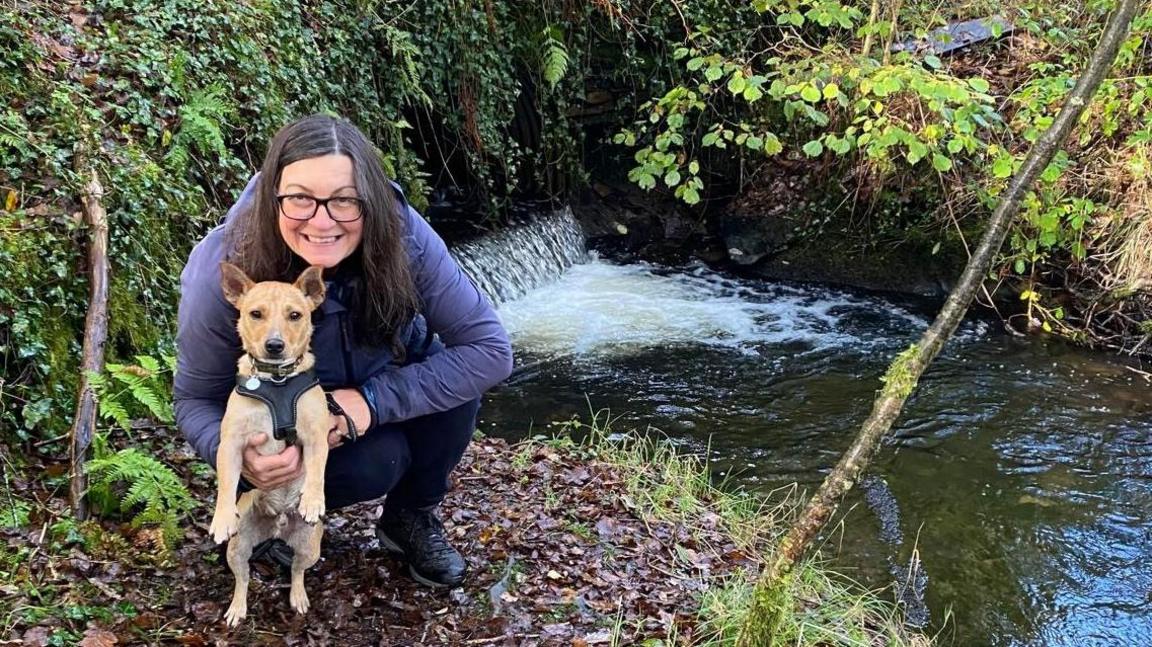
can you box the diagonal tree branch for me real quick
[736,1,1143,644]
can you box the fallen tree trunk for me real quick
[736,1,1142,644]
[69,170,110,521]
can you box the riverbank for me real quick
[1,420,924,645]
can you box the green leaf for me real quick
[802,140,824,157]
[822,83,840,100]
[742,85,763,102]
[967,77,991,93]
[687,57,705,71]
[763,133,783,155]
[689,160,700,174]
[932,154,953,172]
[664,170,682,187]
[704,65,723,82]
[1014,259,1027,274]
[992,155,1014,178]
[924,55,943,69]
[801,85,821,103]
[728,74,746,94]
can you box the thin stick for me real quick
[68,169,110,521]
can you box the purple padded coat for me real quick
[173,175,513,464]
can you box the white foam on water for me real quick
[497,258,949,359]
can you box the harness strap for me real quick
[325,392,358,443]
[234,371,321,445]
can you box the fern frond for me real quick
[89,448,195,548]
[541,27,569,90]
[136,355,161,374]
[98,397,132,432]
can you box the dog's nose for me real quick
[264,338,285,356]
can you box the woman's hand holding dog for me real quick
[327,388,371,448]
[241,433,303,490]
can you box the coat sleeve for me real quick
[361,203,514,423]
[173,229,243,465]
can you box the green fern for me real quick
[541,26,569,90]
[380,24,431,106]
[90,355,175,432]
[88,448,195,546]
[165,84,234,171]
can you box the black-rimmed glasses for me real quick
[277,193,364,222]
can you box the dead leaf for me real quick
[4,190,16,212]
[78,628,118,647]
[21,627,51,647]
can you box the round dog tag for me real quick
[245,376,260,390]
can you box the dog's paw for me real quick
[290,583,310,615]
[223,600,248,627]
[298,496,325,524]
[209,508,240,544]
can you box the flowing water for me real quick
[455,213,1152,646]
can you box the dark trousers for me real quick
[322,398,480,511]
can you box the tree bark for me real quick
[736,1,1141,644]
[69,170,110,521]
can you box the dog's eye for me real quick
[288,311,302,321]
[248,310,263,319]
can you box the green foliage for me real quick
[541,26,570,90]
[1,496,31,530]
[88,447,195,547]
[88,355,176,432]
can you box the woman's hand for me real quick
[327,388,371,448]
[241,433,302,489]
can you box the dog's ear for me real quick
[294,265,326,308]
[219,262,255,305]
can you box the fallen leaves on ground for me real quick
[2,434,761,646]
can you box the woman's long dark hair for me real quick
[227,114,419,352]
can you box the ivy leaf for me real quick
[967,77,991,93]
[763,133,783,155]
[992,155,1014,178]
[932,154,953,172]
[802,139,824,157]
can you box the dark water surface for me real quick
[476,258,1152,646]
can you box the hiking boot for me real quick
[376,507,467,588]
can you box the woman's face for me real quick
[277,154,364,268]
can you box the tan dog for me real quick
[207,262,330,626]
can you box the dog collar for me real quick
[249,355,303,378]
[234,370,320,445]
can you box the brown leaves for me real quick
[77,629,118,647]
[4,436,755,646]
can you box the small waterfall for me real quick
[451,207,588,306]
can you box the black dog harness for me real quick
[234,371,321,446]
[234,357,360,445]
